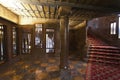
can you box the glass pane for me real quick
[113,22,116,34]
[28,34,31,53]
[110,22,116,35]
[13,27,17,54]
[22,33,31,54]
[119,17,120,38]
[0,25,4,61]
[35,24,42,48]
[46,29,54,53]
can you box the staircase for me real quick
[88,45,120,65]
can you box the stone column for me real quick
[60,16,72,80]
[60,16,69,69]
[59,6,72,80]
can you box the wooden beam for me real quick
[36,5,42,18]
[15,3,29,17]
[42,5,46,18]
[21,3,33,17]
[71,10,80,19]
[28,4,38,17]
[54,5,59,19]
[18,0,120,13]
[54,6,57,18]
[48,6,51,18]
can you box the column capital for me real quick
[59,15,69,19]
[58,6,71,17]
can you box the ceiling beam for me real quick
[42,5,46,18]
[29,4,38,18]
[21,3,32,17]
[54,6,57,19]
[56,6,60,19]
[36,5,42,18]
[70,10,81,20]
[48,6,51,19]
[13,3,29,17]
[17,0,120,13]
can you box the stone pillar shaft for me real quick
[60,16,69,69]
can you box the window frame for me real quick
[110,22,116,35]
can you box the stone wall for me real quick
[69,22,87,60]
[88,15,120,47]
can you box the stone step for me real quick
[88,55,120,61]
[88,59,120,65]
[89,49,120,53]
[88,52,120,56]
[88,45,120,65]
[89,45,120,50]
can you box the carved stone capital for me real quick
[58,6,71,16]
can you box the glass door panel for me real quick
[22,33,31,54]
[13,27,17,55]
[0,25,4,61]
[35,24,43,48]
[46,29,55,53]
[34,24,55,54]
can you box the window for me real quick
[46,29,55,53]
[35,24,42,48]
[13,27,17,55]
[34,24,55,53]
[22,33,31,54]
[110,22,116,35]
[119,17,120,38]
[0,25,4,61]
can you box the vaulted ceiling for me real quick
[0,0,120,27]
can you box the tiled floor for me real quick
[69,60,87,80]
[0,34,115,80]
[0,54,87,80]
